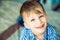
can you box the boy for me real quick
[19,1,58,40]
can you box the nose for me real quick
[37,18,43,24]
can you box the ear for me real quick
[24,22,30,29]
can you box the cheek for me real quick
[41,17,47,23]
[28,22,35,29]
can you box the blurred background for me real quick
[0,0,60,40]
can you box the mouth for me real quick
[35,24,44,29]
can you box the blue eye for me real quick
[31,19,35,22]
[39,15,44,18]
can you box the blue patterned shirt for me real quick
[20,23,58,40]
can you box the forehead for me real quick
[28,12,43,19]
[24,8,45,17]
[28,10,44,17]
[23,9,45,20]
[22,6,46,20]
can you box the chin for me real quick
[37,29,45,34]
[36,26,46,34]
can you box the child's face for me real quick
[23,10,47,35]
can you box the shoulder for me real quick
[47,23,56,34]
[46,23,58,40]
[20,27,28,40]
[47,23,55,31]
[20,27,34,40]
[20,27,29,37]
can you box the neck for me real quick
[35,33,44,40]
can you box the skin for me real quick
[23,8,47,40]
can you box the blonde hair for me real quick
[20,1,46,19]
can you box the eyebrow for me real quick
[35,10,43,14]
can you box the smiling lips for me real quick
[36,24,44,29]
